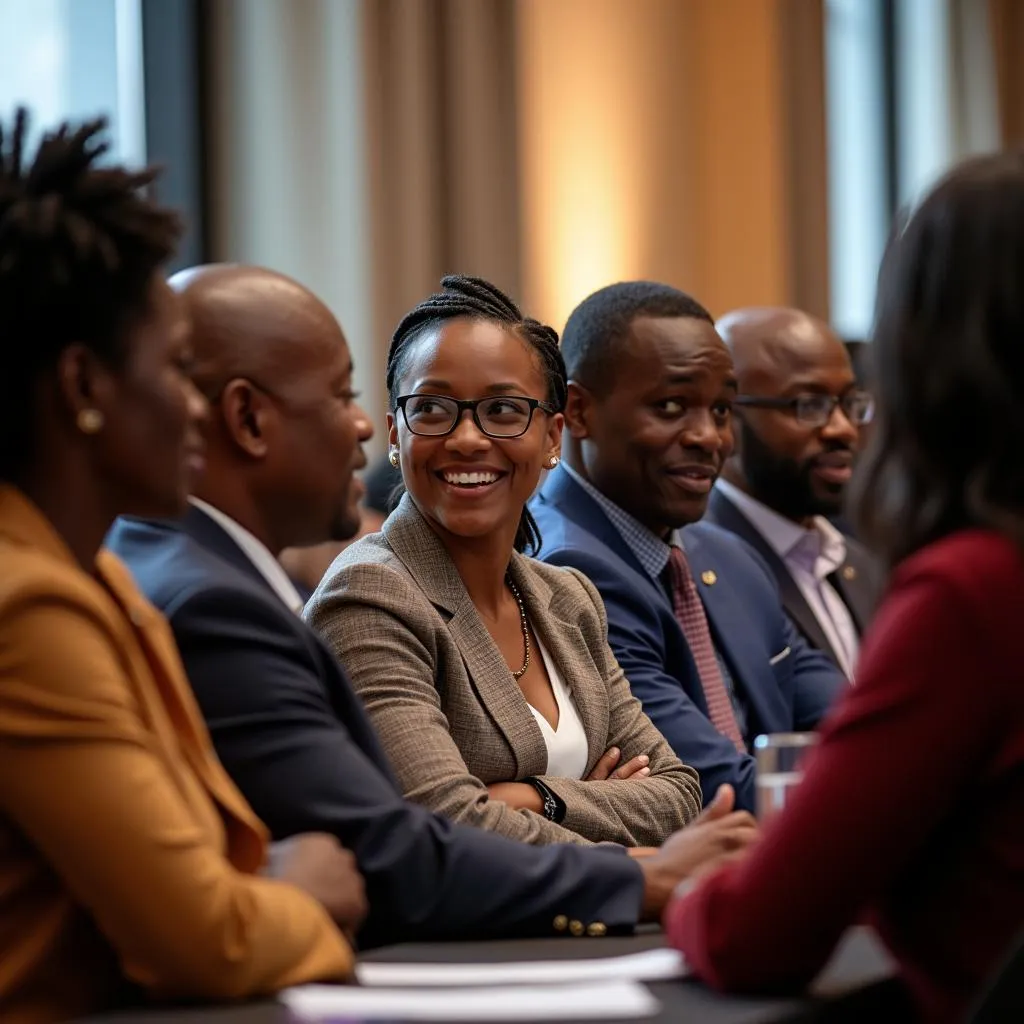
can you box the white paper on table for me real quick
[282,978,660,1021]
[355,947,687,988]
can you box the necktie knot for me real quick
[668,544,697,595]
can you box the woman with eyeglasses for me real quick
[664,154,1024,1022]
[306,276,702,848]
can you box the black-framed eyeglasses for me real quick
[733,391,874,427]
[395,393,556,438]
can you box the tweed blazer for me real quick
[0,487,350,1022]
[305,494,701,847]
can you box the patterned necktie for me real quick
[667,545,746,752]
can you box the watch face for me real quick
[526,777,558,820]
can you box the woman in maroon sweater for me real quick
[665,152,1024,1022]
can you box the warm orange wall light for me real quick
[515,0,817,328]
[515,0,653,331]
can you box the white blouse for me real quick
[526,634,590,779]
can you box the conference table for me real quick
[81,926,904,1023]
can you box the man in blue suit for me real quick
[531,281,845,813]
[108,265,757,949]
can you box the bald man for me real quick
[107,264,759,949]
[711,307,884,675]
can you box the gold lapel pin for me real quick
[841,565,857,581]
[701,570,718,586]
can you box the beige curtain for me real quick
[988,0,1024,146]
[362,0,522,353]
[207,0,833,387]
[204,0,381,444]
[948,0,1001,156]
[515,0,831,325]
[779,0,831,319]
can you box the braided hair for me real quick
[385,275,567,555]
[0,108,182,481]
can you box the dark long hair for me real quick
[385,275,567,555]
[851,151,1024,567]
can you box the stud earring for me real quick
[388,447,400,468]
[546,455,560,469]
[76,409,105,435]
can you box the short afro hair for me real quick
[0,107,181,480]
[561,281,713,393]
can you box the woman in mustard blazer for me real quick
[0,110,358,1022]
[308,277,701,847]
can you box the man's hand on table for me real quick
[636,785,759,919]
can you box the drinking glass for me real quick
[754,732,819,821]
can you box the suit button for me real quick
[569,919,585,936]
[553,915,568,932]
[586,922,607,937]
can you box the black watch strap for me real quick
[523,776,566,823]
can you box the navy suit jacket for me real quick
[705,487,885,670]
[530,467,845,812]
[106,507,644,948]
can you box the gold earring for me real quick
[388,447,400,468]
[547,455,560,469]
[76,409,105,435]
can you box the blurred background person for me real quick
[0,110,356,1022]
[665,151,1024,1024]
[711,308,884,675]
[280,453,401,600]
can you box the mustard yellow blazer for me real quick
[0,487,351,1023]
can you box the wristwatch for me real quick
[522,776,566,823]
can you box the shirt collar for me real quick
[561,463,681,580]
[188,497,306,615]
[714,479,847,577]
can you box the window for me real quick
[824,0,1000,338]
[893,0,954,208]
[0,0,145,165]
[824,0,892,340]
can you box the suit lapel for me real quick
[510,555,608,774]
[536,468,708,713]
[126,511,405,795]
[445,601,550,777]
[683,527,790,730]
[382,496,549,777]
[707,490,842,666]
[179,506,279,597]
[536,467,653,583]
[829,544,880,633]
